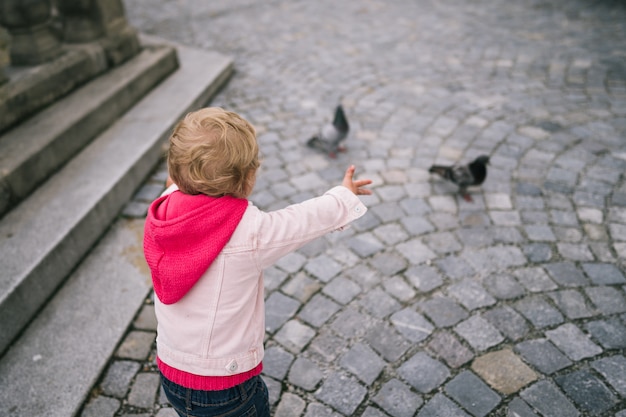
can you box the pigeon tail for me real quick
[428,165,453,181]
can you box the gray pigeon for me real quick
[429,155,490,202]
[307,105,349,158]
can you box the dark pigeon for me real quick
[307,105,349,158]
[429,155,490,202]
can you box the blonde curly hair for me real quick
[167,107,259,198]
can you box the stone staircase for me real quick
[0,34,233,417]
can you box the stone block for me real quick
[545,323,602,361]
[127,373,160,409]
[275,393,306,417]
[340,342,386,385]
[444,371,501,417]
[417,393,471,417]
[390,308,434,343]
[483,306,530,341]
[471,349,537,394]
[314,373,366,416]
[101,360,141,398]
[514,295,564,329]
[398,352,450,393]
[591,355,626,396]
[288,357,323,391]
[420,296,469,328]
[372,379,423,417]
[425,331,473,368]
[274,320,315,353]
[520,380,580,417]
[555,370,618,415]
[262,346,294,380]
[455,315,504,351]
[298,294,340,328]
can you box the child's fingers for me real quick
[343,165,356,181]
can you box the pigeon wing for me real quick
[450,164,474,187]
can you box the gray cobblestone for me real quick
[454,315,504,351]
[382,276,416,302]
[483,273,525,300]
[435,256,476,280]
[426,331,473,368]
[288,357,323,391]
[340,343,386,385]
[390,308,433,343]
[513,267,557,293]
[322,276,361,305]
[520,380,580,417]
[582,262,626,285]
[506,398,539,417]
[420,296,469,328]
[555,370,618,415]
[303,402,342,417]
[265,292,301,333]
[101,360,141,398]
[369,252,407,277]
[365,322,411,362]
[307,331,347,364]
[80,396,120,417]
[275,393,306,417]
[347,233,385,258]
[591,355,626,396]
[359,287,402,319]
[274,320,316,353]
[398,352,450,394]
[372,379,423,417]
[417,393,470,417]
[585,286,626,315]
[584,318,626,350]
[445,371,501,417]
[524,225,557,242]
[305,255,342,282]
[514,295,564,329]
[483,306,529,341]
[544,262,589,287]
[127,373,160,409]
[545,323,603,361]
[315,373,366,416]
[396,238,437,265]
[462,246,526,274]
[263,346,294,380]
[405,265,443,293]
[298,294,340,327]
[515,339,572,375]
[547,290,593,319]
[116,331,155,361]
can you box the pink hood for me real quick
[143,190,248,304]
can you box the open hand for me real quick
[342,165,372,196]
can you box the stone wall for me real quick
[0,0,141,132]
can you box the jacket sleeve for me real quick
[254,186,367,269]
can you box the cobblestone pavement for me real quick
[80,0,626,416]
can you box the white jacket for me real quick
[153,185,367,377]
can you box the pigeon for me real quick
[428,155,490,202]
[307,105,349,158]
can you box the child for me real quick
[143,107,372,417]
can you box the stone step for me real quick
[0,42,178,219]
[0,35,233,358]
[0,218,152,417]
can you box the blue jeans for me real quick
[161,374,270,417]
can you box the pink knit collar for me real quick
[144,191,248,304]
